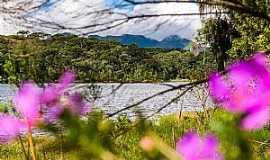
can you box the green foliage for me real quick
[228,14,270,59]
[0,102,18,117]
[0,103,9,113]
[1,110,269,160]
[197,0,270,66]
[0,33,215,84]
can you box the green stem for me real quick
[18,135,29,160]
[28,126,36,160]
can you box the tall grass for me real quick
[1,109,269,160]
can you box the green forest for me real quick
[0,32,217,84]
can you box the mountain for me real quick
[90,34,191,49]
[159,35,191,49]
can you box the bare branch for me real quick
[145,85,193,119]
[1,0,269,35]
[108,79,207,117]
[123,0,270,21]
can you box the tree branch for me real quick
[145,85,194,119]
[123,0,270,21]
[108,79,207,117]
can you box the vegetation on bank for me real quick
[0,33,217,84]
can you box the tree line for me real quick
[0,32,217,84]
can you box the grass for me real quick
[0,109,269,160]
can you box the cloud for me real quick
[0,0,201,40]
[98,1,202,40]
[0,17,23,35]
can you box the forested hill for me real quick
[91,34,191,49]
[0,33,216,84]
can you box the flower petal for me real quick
[42,85,59,104]
[208,72,230,103]
[201,134,223,160]
[176,131,201,159]
[0,114,26,143]
[44,105,64,123]
[58,71,75,90]
[67,93,91,116]
[241,106,270,130]
[13,82,42,126]
[176,132,223,160]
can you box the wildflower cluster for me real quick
[0,71,91,143]
[173,52,270,160]
[209,52,270,130]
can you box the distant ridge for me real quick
[90,34,191,49]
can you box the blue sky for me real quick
[39,0,135,12]
[37,0,60,12]
[104,0,135,11]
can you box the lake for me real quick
[0,83,213,118]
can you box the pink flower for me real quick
[0,71,89,143]
[240,106,270,130]
[209,52,270,130]
[1,82,41,143]
[42,70,75,105]
[58,71,75,90]
[0,114,26,143]
[42,71,91,122]
[67,93,91,116]
[42,71,75,122]
[13,82,42,126]
[139,136,155,152]
[44,93,91,123]
[44,105,64,123]
[176,132,223,160]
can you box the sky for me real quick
[104,0,135,11]
[0,0,202,40]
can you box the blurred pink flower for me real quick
[44,93,91,123]
[42,70,75,105]
[44,105,64,123]
[209,52,270,130]
[58,71,75,90]
[0,70,89,143]
[42,71,91,122]
[139,136,155,152]
[0,114,26,143]
[1,82,41,143]
[67,93,91,116]
[240,106,270,130]
[13,82,42,126]
[176,132,223,160]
